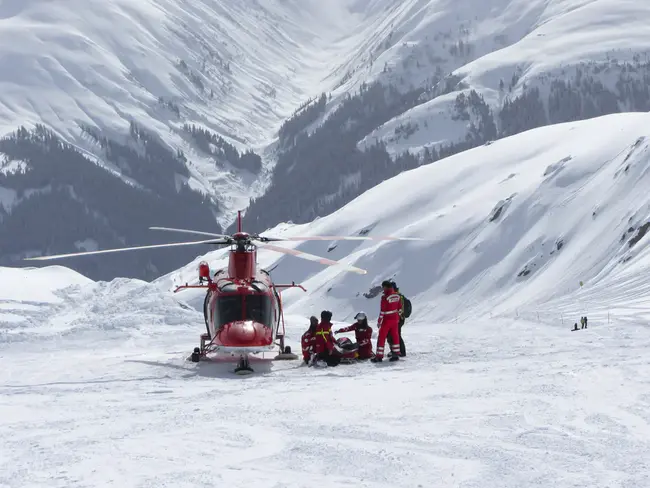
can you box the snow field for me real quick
[2,301,650,487]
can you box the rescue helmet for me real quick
[354,311,366,321]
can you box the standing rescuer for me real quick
[372,280,402,362]
[388,280,410,357]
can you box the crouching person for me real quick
[335,311,374,360]
[301,316,318,364]
[312,310,341,367]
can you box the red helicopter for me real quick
[25,211,422,374]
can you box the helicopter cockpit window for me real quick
[213,295,242,329]
[212,294,273,329]
[245,295,272,327]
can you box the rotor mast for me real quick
[228,236,256,280]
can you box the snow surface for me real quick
[2,272,650,486]
[4,114,650,485]
[3,311,650,487]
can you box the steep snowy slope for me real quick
[164,112,650,325]
[243,0,650,234]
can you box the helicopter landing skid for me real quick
[234,354,254,375]
[188,333,296,374]
[274,334,299,360]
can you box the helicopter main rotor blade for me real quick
[149,226,230,239]
[258,243,367,275]
[24,239,229,261]
[260,235,427,242]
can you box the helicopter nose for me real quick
[230,322,256,343]
[219,321,270,346]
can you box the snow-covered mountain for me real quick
[0,0,400,279]
[241,0,650,234]
[162,111,650,325]
[355,0,650,153]
[0,0,430,221]
[4,112,650,487]
[10,110,650,332]
[3,0,650,281]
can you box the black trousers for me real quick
[317,351,341,366]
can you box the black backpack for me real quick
[401,295,412,318]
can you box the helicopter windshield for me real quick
[213,294,273,329]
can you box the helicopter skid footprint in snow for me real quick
[125,350,303,380]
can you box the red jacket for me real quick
[336,323,373,358]
[378,289,401,327]
[301,330,316,361]
[313,321,335,354]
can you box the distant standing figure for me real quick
[584,316,588,328]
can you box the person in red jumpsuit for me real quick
[301,316,318,364]
[372,280,402,362]
[312,310,340,366]
[335,311,374,359]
